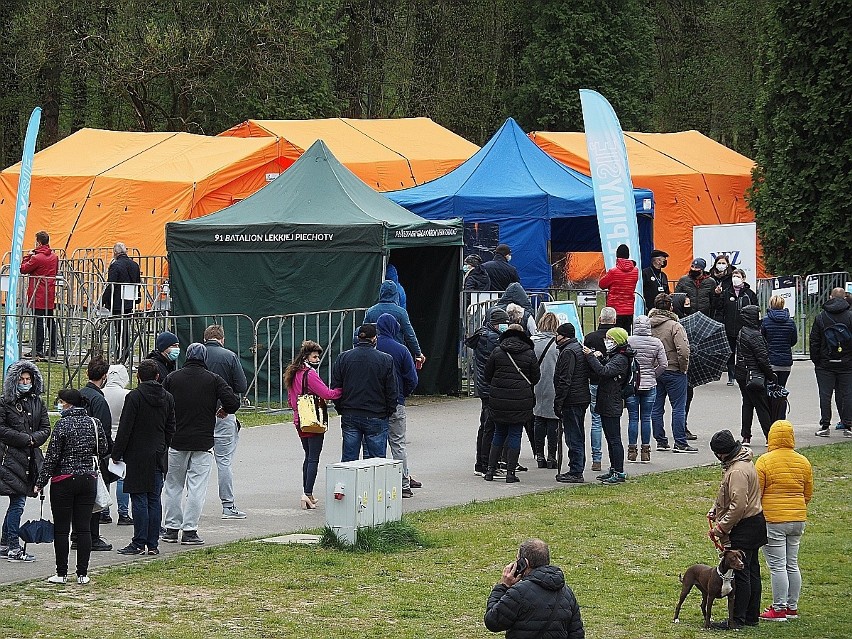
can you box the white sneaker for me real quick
[47,574,67,584]
[222,506,247,519]
[76,575,90,585]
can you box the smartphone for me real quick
[513,557,528,576]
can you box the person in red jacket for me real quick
[599,244,639,333]
[19,231,59,359]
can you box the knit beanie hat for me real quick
[605,327,629,346]
[710,430,740,457]
[489,308,510,325]
[156,331,179,353]
[556,323,575,338]
[616,244,630,259]
[185,342,207,362]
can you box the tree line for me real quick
[1,0,848,273]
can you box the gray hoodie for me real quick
[103,364,131,434]
[627,315,668,390]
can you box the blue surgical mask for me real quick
[166,348,180,361]
[497,323,509,333]
[17,383,32,394]
[56,401,65,412]
[462,264,473,273]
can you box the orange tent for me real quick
[0,128,284,257]
[220,117,479,191]
[529,130,761,282]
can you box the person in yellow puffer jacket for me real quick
[754,420,814,622]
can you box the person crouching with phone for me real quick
[484,538,585,638]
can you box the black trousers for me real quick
[615,314,633,334]
[33,308,57,356]
[815,367,852,428]
[737,379,773,440]
[476,398,495,468]
[50,476,96,577]
[733,547,762,625]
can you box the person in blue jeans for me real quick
[332,324,398,462]
[626,315,667,463]
[583,307,618,471]
[649,294,696,453]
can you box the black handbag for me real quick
[746,369,766,391]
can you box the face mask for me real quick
[166,348,180,361]
[716,263,727,271]
[462,264,472,273]
[506,255,512,262]
[690,269,701,278]
[732,276,743,287]
[497,323,509,333]
[604,338,617,352]
[17,383,32,394]
[305,359,320,369]
[56,401,65,412]
[660,259,667,268]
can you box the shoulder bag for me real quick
[91,418,112,513]
[297,370,329,434]
[746,369,765,391]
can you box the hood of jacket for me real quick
[721,443,753,469]
[3,359,45,402]
[498,282,532,310]
[766,308,791,324]
[823,297,851,315]
[649,308,679,327]
[385,264,400,284]
[633,315,652,336]
[105,364,130,389]
[767,420,795,451]
[136,380,166,407]
[498,328,534,353]
[670,292,690,318]
[525,565,566,592]
[615,257,636,272]
[378,280,400,304]
[376,313,400,338]
[33,244,54,258]
[740,304,760,329]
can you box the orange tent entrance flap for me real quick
[219,117,479,192]
[529,130,763,282]
[0,129,283,257]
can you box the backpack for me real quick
[821,314,852,363]
[620,354,642,399]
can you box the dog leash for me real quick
[707,514,726,553]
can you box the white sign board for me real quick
[693,223,757,282]
[772,277,796,318]
[577,291,598,307]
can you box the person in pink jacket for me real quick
[284,341,342,510]
[599,244,639,333]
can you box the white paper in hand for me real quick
[107,460,126,479]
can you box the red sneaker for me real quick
[785,608,799,620]
[760,607,788,622]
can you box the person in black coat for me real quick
[161,343,239,545]
[552,323,591,483]
[483,326,540,482]
[146,331,179,384]
[78,356,114,551]
[642,249,670,314]
[463,254,492,291]
[583,307,617,473]
[714,268,759,384]
[482,244,520,292]
[584,327,633,483]
[0,360,51,562]
[809,289,852,437]
[485,538,585,639]
[465,307,511,475]
[100,243,141,315]
[735,305,776,443]
[761,295,798,388]
[112,359,176,555]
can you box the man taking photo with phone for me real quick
[484,538,585,638]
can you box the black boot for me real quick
[484,444,501,481]
[505,447,521,483]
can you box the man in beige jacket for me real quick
[648,294,695,453]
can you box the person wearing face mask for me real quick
[642,249,670,314]
[714,269,759,385]
[463,254,492,291]
[147,331,180,384]
[481,244,520,292]
[284,341,343,509]
[0,360,51,563]
[675,257,717,317]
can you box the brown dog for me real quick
[673,549,746,628]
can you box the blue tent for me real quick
[387,118,654,289]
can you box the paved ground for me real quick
[2,359,846,585]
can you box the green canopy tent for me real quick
[166,140,463,397]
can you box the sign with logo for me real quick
[540,301,583,343]
[577,291,598,307]
[693,223,757,282]
[772,276,796,317]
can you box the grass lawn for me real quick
[0,443,848,638]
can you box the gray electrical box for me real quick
[325,458,403,545]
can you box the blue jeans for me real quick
[652,370,688,446]
[492,423,524,450]
[341,415,389,462]
[130,471,163,550]
[117,478,130,517]
[589,384,602,462]
[627,387,657,446]
[562,404,587,475]
[301,435,324,494]
[1,494,27,550]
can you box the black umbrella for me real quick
[19,495,54,547]
[680,312,732,387]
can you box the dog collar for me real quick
[717,567,735,597]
